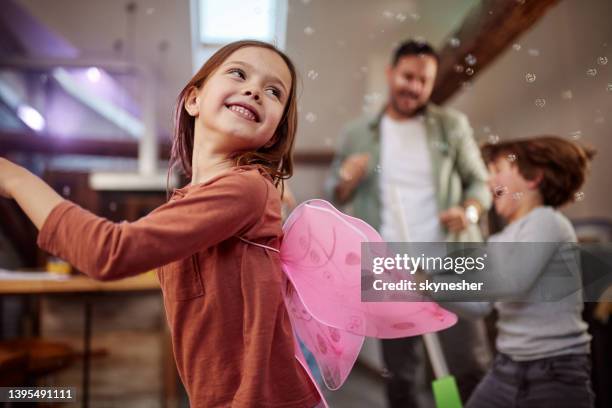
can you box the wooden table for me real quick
[0,272,165,408]
[0,273,160,295]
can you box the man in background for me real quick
[325,40,492,407]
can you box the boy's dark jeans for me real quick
[467,353,595,408]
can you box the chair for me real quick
[0,338,76,384]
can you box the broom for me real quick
[391,186,463,408]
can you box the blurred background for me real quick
[0,0,610,407]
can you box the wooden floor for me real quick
[32,293,438,408]
[36,293,166,408]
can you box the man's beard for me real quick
[390,92,428,118]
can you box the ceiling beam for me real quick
[0,130,172,159]
[431,0,560,105]
[0,130,335,165]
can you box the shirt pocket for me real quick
[158,254,204,301]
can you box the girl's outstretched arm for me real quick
[0,158,271,281]
[0,158,65,229]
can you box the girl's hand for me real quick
[0,158,26,199]
[0,158,64,229]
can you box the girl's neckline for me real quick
[172,164,268,196]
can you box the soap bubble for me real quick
[512,43,522,51]
[535,98,546,108]
[488,134,500,144]
[307,70,319,80]
[507,154,517,162]
[465,54,477,66]
[62,185,71,197]
[597,56,608,65]
[494,185,509,198]
[586,68,597,77]
[305,112,317,123]
[528,48,540,57]
[574,191,585,202]
[381,368,393,378]
[561,90,573,100]
[607,83,612,92]
[569,130,582,140]
[396,13,407,22]
[449,37,461,48]
[364,92,382,104]
[525,73,536,83]
[454,64,465,73]
[465,67,475,76]
[304,26,315,36]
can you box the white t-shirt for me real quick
[379,114,444,242]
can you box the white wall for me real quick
[448,0,612,219]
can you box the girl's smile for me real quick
[225,101,261,122]
[185,47,292,154]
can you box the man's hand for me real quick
[335,153,370,203]
[439,206,469,233]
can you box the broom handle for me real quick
[391,186,450,379]
[422,333,450,378]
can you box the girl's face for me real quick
[488,156,539,221]
[186,47,292,153]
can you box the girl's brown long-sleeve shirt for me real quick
[37,166,320,407]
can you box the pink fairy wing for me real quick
[280,200,456,390]
[284,283,364,391]
[281,200,456,338]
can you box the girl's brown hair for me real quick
[170,40,298,191]
[482,136,596,208]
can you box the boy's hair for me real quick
[391,39,439,66]
[171,40,298,190]
[482,136,596,208]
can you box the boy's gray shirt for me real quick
[441,207,591,360]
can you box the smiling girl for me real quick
[0,40,321,407]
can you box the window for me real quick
[199,0,281,44]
